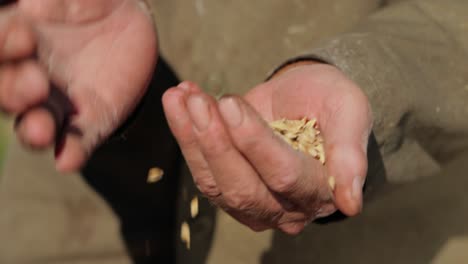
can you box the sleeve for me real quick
[277,0,468,183]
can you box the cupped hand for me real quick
[0,0,157,172]
[163,63,372,234]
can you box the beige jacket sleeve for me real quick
[294,0,468,182]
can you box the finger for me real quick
[322,89,372,216]
[185,91,281,217]
[46,87,86,173]
[18,0,122,24]
[0,60,49,113]
[218,96,333,211]
[177,81,202,93]
[277,221,307,235]
[162,81,220,197]
[167,83,303,232]
[15,107,55,149]
[0,7,36,60]
[54,132,87,173]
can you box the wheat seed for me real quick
[190,196,199,219]
[181,222,191,250]
[269,118,335,190]
[147,167,164,183]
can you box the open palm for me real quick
[0,0,157,171]
[163,63,373,233]
[245,63,373,216]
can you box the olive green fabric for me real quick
[150,0,380,95]
[152,0,468,184]
[308,0,468,182]
[0,140,132,264]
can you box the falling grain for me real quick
[190,196,199,219]
[328,176,336,191]
[181,222,191,250]
[147,167,164,183]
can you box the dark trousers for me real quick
[82,58,215,264]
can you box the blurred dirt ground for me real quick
[0,117,10,172]
[2,136,468,264]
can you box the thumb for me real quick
[327,142,368,216]
[322,90,372,216]
[53,86,122,173]
[44,86,87,173]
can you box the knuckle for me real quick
[269,164,301,194]
[248,224,269,233]
[315,203,337,218]
[179,136,199,152]
[237,132,263,153]
[3,17,35,57]
[188,162,220,197]
[186,155,210,173]
[0,62,46,113]
[271,175,297,194]
[18,61,48,99]
[223,191,257,211]
[200,188,221,198]
[234,120,268,150]
[194,179,220,198]
[200,133,232,159]
[2,17,17,46]
[278,222,306,235]
[13,27,36,55]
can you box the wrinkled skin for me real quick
[0,0,157,171]
[0,0,373,235]
[163,63,373,234]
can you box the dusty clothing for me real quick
[307,0,468,182]
[152,0,468,183]
[1,0,468,263]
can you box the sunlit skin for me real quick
[162,63,372,234]
[0,0,373,234]
[0,0,157,172]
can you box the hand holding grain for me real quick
[162,63,373,234]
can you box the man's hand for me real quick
[0,0,157,172]
[162,63,372,234]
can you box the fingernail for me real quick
[178,82,191,91]
[219,97,243,128]
[187,95,211,131]
[352,177,364,202]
